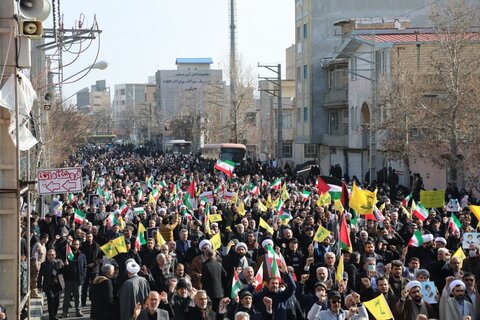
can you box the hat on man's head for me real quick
[435,237,447,245]
[314,282,327,291]
[239,290,253,299]
[422,234,434,243]
[176,279,189,290]
[405,280,422,291]
[328,290,341,300]
[199,239,212,250]
[235,242,248,251]
[449,280,465,292]
[261,239,274,249]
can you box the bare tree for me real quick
[379,0,480,189]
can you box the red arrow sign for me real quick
[45,181,60,192]
[62,181,77,191]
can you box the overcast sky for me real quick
[46,0,295,102]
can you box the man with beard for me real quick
[221,290,272,320]
[388,260,409,299]
[405,234,436,268]
[440,278,474,320]
[171,279,194,320]
[395,281,437,320]
[184,290,216,320]
[37,249,64,320]
[223,242,254,291]
[360,276,399,319]
[139,238,160,270]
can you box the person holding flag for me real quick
[252,259,296,320]
[60,239,87,318]
[307,290,368,320]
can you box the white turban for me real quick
[435,237,447,245]
[261,239,274,249]
[199,239,212,250]
[126,262,140,275]
[422,234,434,243]
[235,242,248,251]
[211,206,218,210]
[449,280,465,292]
[158,208,167,214]
[405,281,422,291]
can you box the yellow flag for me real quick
[259,217,274,235]
[111,236,128,253]
[379,203,385,211]
[313,224,331,242]
[156,230,166,246]
[138,222,146,234]
[452,247,467,267]
[401,205,411,219]
[281,183,290,201]
[232,192,238,205]
[272,197,280,210]
[317,192,331,207]
[208,214,223,222]
[350,184,376,215]
[237,201,246,216]
[117,216,125,231]
[266,194,273,208]
[148,193,156,205]
[334,199,344,213]
[363,294,394,320]
[469,205,480,222]
[210,233,222,250]
[257,200,268,212]
[336,254,344,282]
[100,241,119,259]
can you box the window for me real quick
[303,64,308,79]
[304,107,308,122]
[245,112,256,126]
[283,141,293,158]
[297,107,301,122]
[296,26,301,42]
[120,88,126,95]
[297,67,301,81]
[283,112,292,128]
[351,57,358,81]
[342,109,349,134]
[350,107,354,130]
[334,68,347,88]
[329,109,340,133]
[376,51,387,75]
[304,144,316,157]
[303,23,307,39]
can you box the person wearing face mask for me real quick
[307,290,367,320]
[462,245,480,278]
[440,277,474,320]
[295,278,328,316]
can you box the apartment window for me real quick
[283,112,292,128]
[297,107,301,122]
[296,26,301,43]
[283,141,293,158]
[334,68,347,88]
[303,23,307,39]
[245,112,256,126]
[120,88,126,95]
[376,50,388,75]
[303,64,308,79]
[350,107,355,130]
[342,109,349,134]
[304,107,308,122]
[329,109,340,133]
[297,67,301,81]
[304,144,316,157]
[351,57,358,81]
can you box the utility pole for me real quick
[229,0,237,143]
[258,64,283,162]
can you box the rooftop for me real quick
[175,58,213,64]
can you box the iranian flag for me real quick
[66,244,74,261]
[266,245,281,280]
[231,268,242,298]
[339,213,352,252]
[158,181,167,190]
[214,183,223,194]
[136,189,144,202]
[249,183,259,196]
[120,202,129,216]
[74,209,86,224]
[67,193,76,204]
[274,199,284,214]
[215,159,235,177]
[301,190,311,202]
[187,180,196,199]
[449,213,461,233]
[255,262,264,292]
[408,230,424,247]
[402,193,413,207]
[412,200,429,221]
[269,179,282,190]
[152,188,160,200]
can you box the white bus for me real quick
[200,143,247,166]
[164,140,192,155]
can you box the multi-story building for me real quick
[75,80,112,135]
[294,0,431,177]
[155,58,223,151]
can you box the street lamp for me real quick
[62,60,108,83]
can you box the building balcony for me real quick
[322,133,348,147]
[323,87,348,108]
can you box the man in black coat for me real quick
[222,290,272,320]
[201,248,226,312]
[61,239,87,318]
[184,290,216,320]
[37,249,64,320]
[89,264,118,320]
[80,232,100,307]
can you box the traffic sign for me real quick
[37,167,83,195]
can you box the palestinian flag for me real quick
[316,176,342,200]
[402,193,413,207]
[301,190,311,201]
[269,179,282,190]
[106,212,117,228]
[231,268,242,298]
[412,200,429,221]
[136,189,144,202]
[146,175,154,190]
[408,230,424,247]
[214,159,235,177]
[449,213,461,233]
[255,262,264,292]
[66,244,74,261]
[339,213,352,252]
[279,211,293,225]
[74,209,86,224]
[187,180,196,198]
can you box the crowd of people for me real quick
[24,144,480,320]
